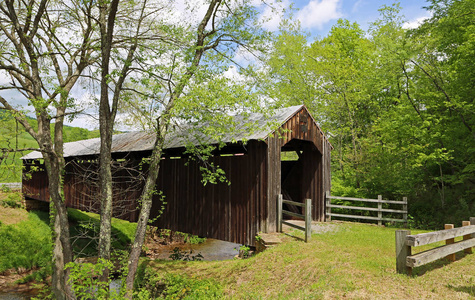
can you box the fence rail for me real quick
[396,218,475,275]
[277,194,312,242]
[325,191,407,226]
[0,182,22,190]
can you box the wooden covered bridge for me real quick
[22,105,331,246]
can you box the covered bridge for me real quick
[22,105,331,246]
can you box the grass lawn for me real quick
[146,222,475,299]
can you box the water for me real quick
[152,238,241,261]
[0,292,34,300]
[0,238,241,299]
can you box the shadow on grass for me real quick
[412,252,469,276]
[30,210,50,224]
[447,284,475,297]
[282,232,306,242]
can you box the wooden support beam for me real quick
[396,230,412,275]
[325,191,331,222]
[445,224,456,262]
[402,197,408,228]
[463,221,473,254]
[378,195,382,226]
[277,194,283,233]
[305,198,312,242]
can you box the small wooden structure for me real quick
[22,105,331,246]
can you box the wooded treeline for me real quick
[259,1,474,228]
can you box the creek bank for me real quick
[0,270,43,300]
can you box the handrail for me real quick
[277,194,312,242]
[396,218,475,275]
[325,191,407,226]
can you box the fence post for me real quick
[396,230,412,275]
[305,198,312,242]
[445,224,456,262]
[378,195,382,226]
[325,191,331,222]
[471,217,475,238]
[462,221,473,254]
[402,197,408,228]
[277,194,283,232]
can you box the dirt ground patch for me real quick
[0,191,27,225]
[0,206,28,225]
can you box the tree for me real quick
[0,0,97,298]
[119,0,270,294]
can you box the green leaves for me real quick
[260,1,475,226]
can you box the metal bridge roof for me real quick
[22,105,309,160]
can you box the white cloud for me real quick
[403,16,429,30]
[296,0,342,30]
[351,0,365,14]
[258,0,292,31]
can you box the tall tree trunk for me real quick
[43,145,75,299]
[97,0,120,280]
[125,122,167,295]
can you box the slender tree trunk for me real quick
[125,124,166,295]
[43,149,75,299]
[97,0,120,281]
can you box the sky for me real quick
[1,0,432,130]
[261,0,431,37]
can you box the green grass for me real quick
[68,208,137,257]
[145,222,475,299]
[0,210,51,273]
[0,203,138,274]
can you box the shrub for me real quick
[1,184,12,193]
[1,192,23,208]
[135,268,223,299]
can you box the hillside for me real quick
[0,112,100,182]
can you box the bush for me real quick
[1,192,23,208]
[1,184,12,193]
[135,268,223,299]
[67,259,127,299]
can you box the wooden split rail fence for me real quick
[396,218,475,275]
[325,191,407,226]
[277,194,312,242]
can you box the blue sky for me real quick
[261,0,432,38]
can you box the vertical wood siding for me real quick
[150,140,267,246]
[274,107,331,222]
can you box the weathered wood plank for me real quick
[282,210,305,219]
[406,225,475,247]
[282,199,306,208]
[325,191,331,222]
[305,198,312,242]
[396,230,412,274]
[277,194,283,232]
[462,221,473,254]
[445,224,456,262]
[327,213,407,222]
[326,204,407,214]
[406,238,475,268]
[378,195,382,226]
[326,195,405,205]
